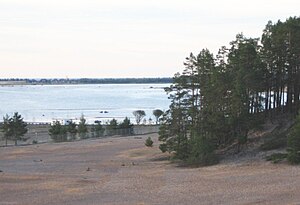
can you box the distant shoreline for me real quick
[0,80,27,86]
[0,77,173,85]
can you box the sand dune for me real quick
[1,134,300,205]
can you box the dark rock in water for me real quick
[100,111,103,113]
[0,170,3,172]
[104,111,108,113]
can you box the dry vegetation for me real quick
[1,133,300,205]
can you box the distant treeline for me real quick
[0,77,172,85]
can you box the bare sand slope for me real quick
[1,134,300,205]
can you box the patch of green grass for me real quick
[266,153,287,163]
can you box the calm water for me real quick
[0,84,171,124]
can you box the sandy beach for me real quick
[1,133,300,205]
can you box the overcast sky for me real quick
[0,0,299,78]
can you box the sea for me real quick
[0,84,171,124]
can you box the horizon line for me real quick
[0,77,173,80]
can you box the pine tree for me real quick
[1,114,12,146]
[78,115,88,139]
[67,121,77,140]
[118,117,133,135]
[118,117,133,129]
[8,112,28,146]
[106,118,118,136]
[91,121,105,138]
[145,137,154,147]
[49,120,67,142]
[158,17,300,165]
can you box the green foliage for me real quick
[173,134,189,160]
[188,136,218,166]
[260,132,287,151]
[1,114,11,146]
[158,49,220,164]
[67,121,77,140]
[287,113,300,164]
[261,17,300,114]
[106,118,118,136]
[118,117,133,135]
[159,143,168,153]
[49,121,67,142]
[108,118,118,128]
[10,112,28,145]
[1,113,28,146]
[145,137,154,147]
[158,17,300,166]
[266,153,287,163]
[287,150,300,164]
[78,115,88,139]
[91,122,105,138]
[159,113,188,157]
[158,114,173,153]
[105,117,134,136]
[132,110,146,125]
[118,117,133,129]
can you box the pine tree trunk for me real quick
[287,84,293,113]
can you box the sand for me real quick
[1,133,300,205]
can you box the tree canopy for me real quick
[153,109,164,124]
[159,17,300,165]
[132,110,146,125]
[1,112,28,146]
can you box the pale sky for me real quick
[0,0,299,78]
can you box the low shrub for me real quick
[145,137,153,147]
[287,113,300,164]
[260,132,287,151]
[265,153,287,163]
